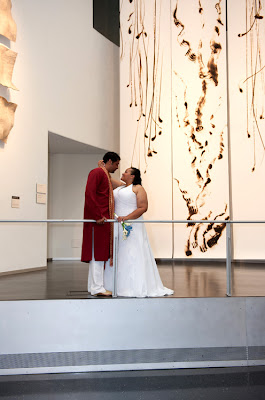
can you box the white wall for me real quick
[48,153,103,259]
[35,0,120,150]
[0,0,119,273]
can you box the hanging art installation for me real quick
[0,44,18,90]
[120,0,165,169]
[120,0,173,258]
[0,0,18,144]
[0,0,17,41]
[0,96,17,143]
[237,0,265,172]
[120,0,229,257]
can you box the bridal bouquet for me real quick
[115,213,133,240]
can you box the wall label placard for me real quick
[36,193,46,205]
[36,183,47,194]
[11,195,20,208]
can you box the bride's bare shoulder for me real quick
[132,184,146,194]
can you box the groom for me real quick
[81,151,120,296]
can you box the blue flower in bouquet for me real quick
[122,222,132,239]
[115,213,133,240]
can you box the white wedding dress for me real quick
[104,184,174,297]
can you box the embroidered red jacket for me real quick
[81,168,111,262]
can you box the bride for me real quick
[104,166,174,298]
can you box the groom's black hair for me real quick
[103,152,120,163]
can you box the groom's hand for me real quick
[96,217,107,225]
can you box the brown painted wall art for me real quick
[171,0,229,257]
[238,0,265,172]
[120,0,230,258]
[120,0,164,170]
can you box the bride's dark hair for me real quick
[130,167,142,185]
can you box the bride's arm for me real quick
[118,186,148,222]
[111,177,125,189]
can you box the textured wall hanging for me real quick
[0,44,18,90]
[0,96,17,143]
[0,0,17,41]
[0,0,18,144]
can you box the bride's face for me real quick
[121,168,133,183]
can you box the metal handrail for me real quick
[0,219,265,223]
[1,218,264,297]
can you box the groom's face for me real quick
[108,160,120,173]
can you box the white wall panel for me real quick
[48,153,103,259]
[0,0,119,272]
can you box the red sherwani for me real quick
[81,168,110,262]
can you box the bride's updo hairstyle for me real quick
[130,167,142,185]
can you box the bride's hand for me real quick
[118,216,126,222]
[98,160,105,168]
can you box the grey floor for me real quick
[1,367,265,399]
[0,260,265,300]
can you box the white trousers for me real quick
[88,229,113,295]
[88,258,106,295]
[88,258,113,294]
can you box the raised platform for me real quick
[1,297,265,375]
[1,260,265,300]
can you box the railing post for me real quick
[226,222,232,297]
[112,221,118,298]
